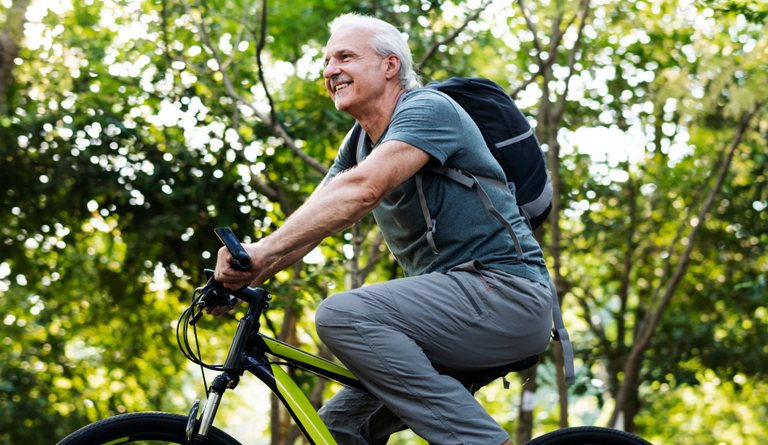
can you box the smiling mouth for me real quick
[334,82,352,92]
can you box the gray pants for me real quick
[315,261,552,445]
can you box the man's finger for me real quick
[205,304,233,316]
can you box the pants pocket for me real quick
[388,272,491,340]
[447,273,482,316]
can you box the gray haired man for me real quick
[215,14,552,445]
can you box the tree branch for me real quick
[572,290,607,342]
[516,0,544,60]
[180,0,328,175]
[220,17,248,71]
[552,0,590,119]
[359,229,386,280]
[171,53,211,73]
[509,75,540,100]
[161,0,173,68]
[0,0,31,110]
[230,105,295,214]
[617,167,636,348]
[640,173,710,328]
[254,0,276,126]
[608,102,763,428]
[416,0,492,72]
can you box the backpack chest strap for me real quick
[427,167,508,192]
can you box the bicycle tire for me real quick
[525,426,653,445]
[56,411,243,445]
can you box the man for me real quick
[214,13,553,445]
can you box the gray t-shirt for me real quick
[324,88,550,286]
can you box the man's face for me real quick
[323,25,386,114]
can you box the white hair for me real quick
[329,14,422,91]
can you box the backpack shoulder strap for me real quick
[549,279,575,385]
[416,167,524,261]
[415,172,440,256]
[428,167,507,192]
[352,123,365,165]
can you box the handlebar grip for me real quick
[214,228,252,272]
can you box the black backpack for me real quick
[425,77,552,230]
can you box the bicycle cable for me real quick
[176,288,297,395]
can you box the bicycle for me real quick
[56,228,653,445]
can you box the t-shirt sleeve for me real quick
[379,90,466,166]
[322,125,358,185]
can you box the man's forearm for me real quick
[251,139,429,280]
[258,169,379,264]
[241,172,368,287]
[249,241,319,287]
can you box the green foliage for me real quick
[1,0,767,443]
[701,0,768,24]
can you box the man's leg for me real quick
[315,264,551,445]
[317,386,406,445]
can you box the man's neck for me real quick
[355,87,405,144]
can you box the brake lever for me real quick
[190,308,205,325]
[189,293,239,325]
[189,275,239,325]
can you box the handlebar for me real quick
[214,228,251,272]
[188,228,269,325]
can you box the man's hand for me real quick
[206,243,259,316]
[214,244,256,290]
[204,298,244,316]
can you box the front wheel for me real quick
[526,426,653,445]
[56,411,243,445]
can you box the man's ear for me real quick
[383,54,401,80]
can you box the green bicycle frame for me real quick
[191,293,368,445]
[243,335,368,445]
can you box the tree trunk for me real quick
[0,0,31,111]
[515,365,538,444]
[517,0,590,431]
[349,221,365,289]
[547,127,569,430]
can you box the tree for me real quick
[0,0,30,110]
[2,0,767,444]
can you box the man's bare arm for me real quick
[256,140,430,262]
[214,140,430,288]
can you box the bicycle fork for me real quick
[186,301,265,445]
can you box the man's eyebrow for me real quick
[324,48,355,65]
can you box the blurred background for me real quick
[1,0,767,443]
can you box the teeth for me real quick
[335,82,350,92]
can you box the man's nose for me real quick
[323,60,339,79]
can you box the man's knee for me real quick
[316,292,353,326]
[315,291,365,344]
